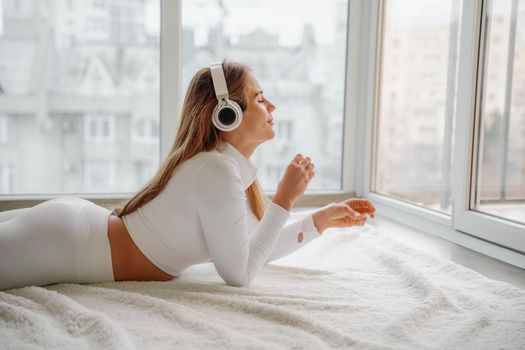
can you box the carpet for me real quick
[1,224,524,349]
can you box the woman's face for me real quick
[232,72,276,145]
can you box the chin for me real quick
[256,129,275,144]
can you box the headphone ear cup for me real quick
[217,107,237,126]
[212,99,243,131]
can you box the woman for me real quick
[0,60,375,291]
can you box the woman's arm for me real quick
[195,156,290,287]
[264,203,336,264]
[195,153,314,287]
[265,199,377,264]
[265,212,321,264]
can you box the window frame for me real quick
[452,0,525,253]
[356,0,525,268]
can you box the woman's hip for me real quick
[0,197,114,290]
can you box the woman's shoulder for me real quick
[179,149,238,176]
[172,150,243,199]
[162,150,240,199]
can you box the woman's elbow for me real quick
[223,275,251,287]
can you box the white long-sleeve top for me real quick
[122,141,322,286]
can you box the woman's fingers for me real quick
[292,153,304,164]
[343,199,376,218]
[307,171,315,181]
[361,200,376,217]
[300,156,311,164]
[361,200,375,217]
[330,205,364,224]
[292,155,315,182]
[319,203,369,231]
[291,154,315,171]
[355,208,374,219]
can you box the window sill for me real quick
[371,214,525,289]
[0,191,356,211]
[367,194,525,269]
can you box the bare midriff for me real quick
[107,214,175,282]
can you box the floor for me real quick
[369,215,525,290]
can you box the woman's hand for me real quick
[312,198,376,234]
[272,154,315,211]
[339,198,376,219]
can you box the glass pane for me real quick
[0,0,160,194]
[374,0,462,214]
[181,0,348,191]
[475,0,525,224]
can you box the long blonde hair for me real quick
[115,61,268,220]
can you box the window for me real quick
[275,120,293,142]
[474,0,525,224]
[86,16,108,40]
[84,160,116,192]
[271,119,293,155]
[0,0,160,194]
[265,164,286,187]
[181,0,349,192]
[0,165,15,193]
[0,0,522,265]
[134,160,155,187]
[373,0,461,214]
[0,115,8,144]
[92,0,106,9]
[132,118,159,143]
[368,0,525,259]
[84,114,116,143]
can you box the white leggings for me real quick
[0,198,115,291]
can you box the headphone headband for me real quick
[209,63,229,100]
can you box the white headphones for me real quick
[209,62,243,131]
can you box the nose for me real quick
[266,99,276,112]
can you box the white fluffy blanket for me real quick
[1,225,524,350]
